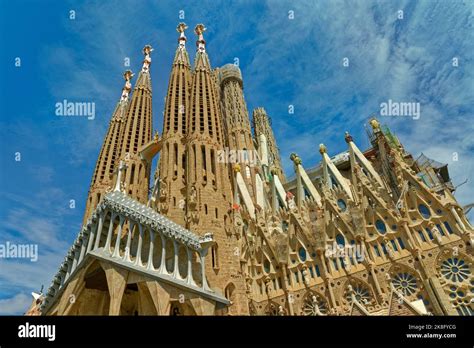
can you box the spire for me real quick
[141,44,153,73]
[173,23,191,66]
[153,23,192,224]
[195,23,206,53]
[83,70,134,223]
[118,46,154,204]
[120,70,134,102]
[135,44,153,90]
[177,22,187,48]
[194,24,210,69]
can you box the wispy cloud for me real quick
[0,293,32,315]
[0,0,472,314]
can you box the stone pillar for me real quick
[104,213,117,254]
[101,262,129,315]
[94,212,106,250]
[146,230,155,271]
[134,223,144,266]
[123,220,134,262]
[112,216,125,258]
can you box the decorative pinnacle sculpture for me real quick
[344,131,353,143]
[177,22,188,46]
[369,117,381,132]
[142,44,154,73]
[290,153,302,165]
[120,70,134,101]
[195,24,206,52]
[319,143,327,154]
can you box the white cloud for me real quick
[0,293,32,315]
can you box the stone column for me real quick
[86,220,98,253]
[146,229,155,271]
[134,223,144,266]
[123,220,134,262]
[112,216,125,258]
[104,213,117,254]
[93,212,106,250]
[186,247,195,285]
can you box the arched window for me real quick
[211,245,219,269]
[418,204,431,219]
[336,233,345,247]
[298,247,307,262]
[375,220,387,234]
[263,260,271,273]
[129,164,135,185]
[337,199,347,211]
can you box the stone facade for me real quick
[34,23,473,316]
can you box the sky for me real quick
[0,0,473,315]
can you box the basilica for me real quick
[28,23,473,316]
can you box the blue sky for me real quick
[0,0,473,314]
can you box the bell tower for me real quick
[118,45,154,203]
[155,23,192,225]
[184,24,249,314]
[83,70,133,224]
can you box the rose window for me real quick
[441,258,470,282]
[302,294,328,316]
[345,284,371,304]
[392,273,417,296]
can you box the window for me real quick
[375,220,387,234]
[298,247,307,262]
[211,245,219,269]
[130,164,135,185]
[210,149,216,175]
[425,228,434,240]
[201,145,207,174]
[336,234,345,247]
[436,224,445,236]
[337,199,347,211]
[397,237,406,249]
[444,221,454,234]
[390,239,398,251]
[418,204,431,219]
[441,258,470,282]
[263,260,271,273]
[418,230,427,242]
[373,245,381,257]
